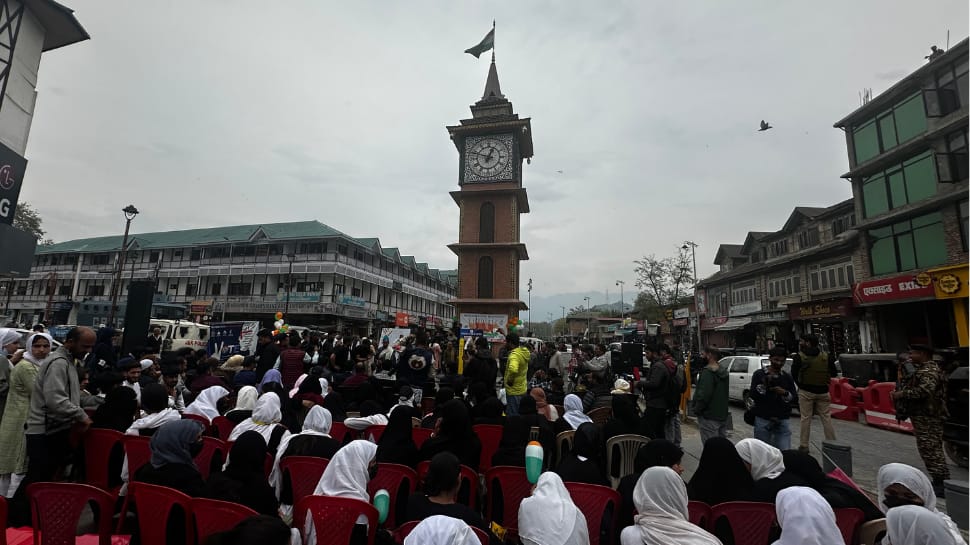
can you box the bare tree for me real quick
[633,246,695,310]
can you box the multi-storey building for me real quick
[833,39,968,352]
[696,199,861,355]
[4,220,457,334]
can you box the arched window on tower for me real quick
[479,202,495,243]
[478,256,493,298]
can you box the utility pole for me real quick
[583,296,591,339]
[615,280,625,319]
[560,305,566,338]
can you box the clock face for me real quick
[464,135,514,182]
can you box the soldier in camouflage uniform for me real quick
[892,344,949,495]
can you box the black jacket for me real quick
[749,369,797,419]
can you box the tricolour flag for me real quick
[464,28,494,58]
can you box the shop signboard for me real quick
[674,308,690,319]
[672,318,689,327]
[338,295,366,307]
[928,265,969,300]
[701,316,728,330]
[275,292,321,303]
[729,301,762,317]
[852,274,935,305]
[395,312,409,327]
[189,300,213,315]
[788,298,854,320]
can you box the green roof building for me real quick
[7,220,457,332]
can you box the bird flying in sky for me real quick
[759,120,773,131]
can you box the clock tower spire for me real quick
[446,58,533,334]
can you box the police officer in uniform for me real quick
[892,344,949,496]
[791,333,838,452]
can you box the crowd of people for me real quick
[0,323,964,544]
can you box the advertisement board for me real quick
[0,142,27,226]
[852,274,935,305]
[459,313,508,342]
[208,321,260,361]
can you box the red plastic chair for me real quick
[473,424,504,471]
[393,520,488,544]
[415,461,479,508]
[364,425,386,443]
[129,482,193,545]
[27,482,116,545]
[0,495,7,545]
[484,466,532,535]
[564,482,621,545]
[190,497,258,544]
[710,501,777,545]
[194,437,226,480]
[211,416,236,442]
[182,412,211,433]
[330,422,352,445]
[122,436,152,476]
[83,428,125,491]
[279,456,330,506]
[687,500,712,529]
[116,436,153,533]
[367,463,418,529]
[412,427,434,449]
[834,507,865,545]
[294,495,378,545]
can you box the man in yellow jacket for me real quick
[504,332,530,416]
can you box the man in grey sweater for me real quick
[10,327,95,523]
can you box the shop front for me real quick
[852,272,952,353]
[749,309,794,353]
[701,316,730,349]
[788,297,861,355]
[927,264,969,347]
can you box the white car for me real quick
[722,355,794,410]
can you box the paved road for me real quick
[676,404,968,507]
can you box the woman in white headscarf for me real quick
[183,385,229,422]
[225,385,258,424]
[771,487,845,545]
[560,393,592,431]
[270,406,338,500]
[306,440,379,545]
[0,332,50,497]
[735,438,807,502]
[886,504,965,545]
[228,392,291,454]
[519,471,590,545]
[876,463,964,543]
[0,328,23,426]
[404,515,479,545]
[620,466,722,545]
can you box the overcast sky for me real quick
[21,1,968,319]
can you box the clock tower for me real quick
[446,58,533,327]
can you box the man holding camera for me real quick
[749,346,797,450]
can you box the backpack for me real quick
[664,360,687,408]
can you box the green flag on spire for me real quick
[464,27,494,58]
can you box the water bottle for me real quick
[373,489,390,525]
[525,441,544,484]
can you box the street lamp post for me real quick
[527,278,533,334]
[615,280,625,318]
[560,306,566,338]
[583,296,591,339]
[682,241,701,353]
[284,253,296,315]
[107,205,139,328]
